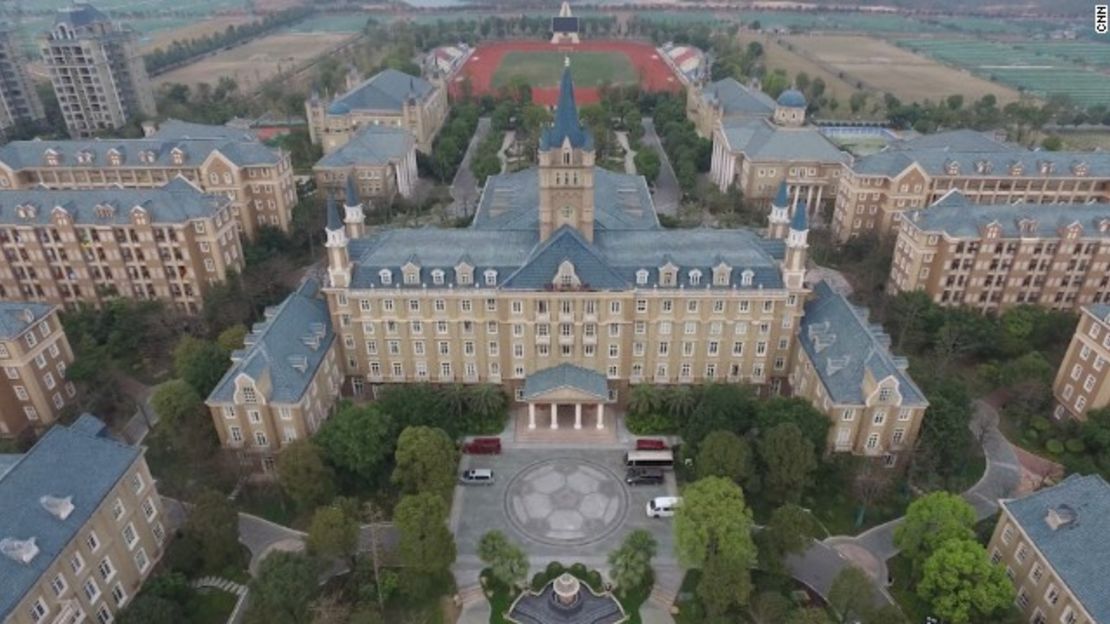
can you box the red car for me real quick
[463,437,502,455]
[635,438,667,451]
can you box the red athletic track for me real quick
[451,40,682,106]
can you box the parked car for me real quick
[646,496,682,518]
[460,468,495,485]
[463,437,502,454]
[635,438,667,451]
[625,467,665,486]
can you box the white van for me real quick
[646,496,681,518]
[460,468,494,485]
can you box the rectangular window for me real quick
[87,531,101,552]
[99,556,116,581]
[84,578,100,602]
[50,574,67,596]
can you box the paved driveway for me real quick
[449,116,491,218]
[641,118,679,216]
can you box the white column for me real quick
[815,185,824,213]
[574,403,582,429]
[528,403,536,430]
[596,403,605,429]
[806,185,814,212]
[792,185,801,209]
[550,403,559,430]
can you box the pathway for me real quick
[192,576,248,597]
[615,131,636,174]
[497,130,515,172]
[116,373,159,444]
[449,116,491,218]
[640,118,679,216]
[237,513,307,575]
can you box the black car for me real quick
[625,467,664,485]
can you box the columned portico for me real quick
[520,363,612,438]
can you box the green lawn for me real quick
[491,51,637,89]
[186,588,238,624]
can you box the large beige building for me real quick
[793,281,927,465]
[206,279,342,474]
[1053,305,1110,420]
[313,126,419,206]
[988,473,1110,624]
[0,179,245,313]
[831,130,1110,243]
[0,26,44,136]
[39,3,156,139]
[0,303,75,440]
[0,415,166,624]
[686,77,775,138]
[306,69,448,155]
[888,191,1110,313]
[0,120,297,240]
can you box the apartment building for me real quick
[39,3,156,139]
[988,473,1110,624]
[206,279,342,473]
[888,191,1110,313]
[306,68,449,154]
[313,126,418,205]
[0,179,244,313]
[709,89,849,218]
[0,121,297,240]
[0,414,166,624]
[0,26,44,136]
[686,77,776,138]
[832,130,1110,242]
[792,281,928,466]
[1053,305,1110,421]
[0,303,75,440]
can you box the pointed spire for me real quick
[773,181,789,208]
[325,195,342,232]
[345,173,359,208]
[790,201,808,232]
[541,60,590,150]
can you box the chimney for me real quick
[141,121,158,137]
[1044,504,1078,531]
[0,537,40,564]
[40,495,75,520]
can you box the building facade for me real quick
[0,303,75,440]
[0,179,244,313]
[0,415,166,624]
[888,191,1110,313]
[987,473,1110,624]
[39,3,156,139]
[832,130,1110,243]
[0,121,297,240]
[686,77,775,139]
[0,26,44,136]
[313,126,418,205]
[1052,305,1110,420]
[793,281,927,465]
[206,279,342,473]
[305,68,448,155]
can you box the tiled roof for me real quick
[885,129,1016,153]
[0,415,141,618]
[149,119,258,142]
[0,302,55,340]
[1084,304,1110,326]
[0,178,229,226]
[1002,474,1110,622]
[522,363,608,400]
[502,226,628,291]
[799,281,926,406]
[327,69,434,115]
[0,135,280,169]
[906,191,1110,239]
[853,135,1109,178]
[720,119,849,164]
[777,89,806,108]
[207,279,335,405]
[315,126,414,168]
[540,65,592,151]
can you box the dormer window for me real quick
[944,160,959,175]
[1039,161,1055,175]
[130,207,147,225]
[1099,219,1110,233]
[1018,218,1037,235]
[635,269,648,285]
[16,204,36,220]
[456,265,473,285]
[94,204,115,219]
[659,263,677,287]
[241,384,257,403]
[740,269,754,286]
[484,269,497,286]
[171,148,185,165]
[379,269,392,285]
[431,269,444,285]
[563,149,571,165]
[688,269,702,286]
[713,263,730,286]
[1072,161,1089,177]
[402,264,419,285]
[554,260,579,289]
[77,150,93,164]
[975,160,991,175]
[108,150,122,166]
[139,150,154,164]
[44,150,59,166]
[1009,161,1024,176]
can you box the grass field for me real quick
[737,33,863,114]
[490,50,637,89]
[283,12,368,34]
[787,35,1021,105]
[139,15,255,53]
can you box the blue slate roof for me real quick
[540,65,592,151]
[325,196,342,231]
[853,141,1109,178]
[1084,304,1110,325]
[773,181,789,207]
[0,415,141,619]
[315,126,414,168]
[502,226,627,291]
[55,3,108,28]
[702,78,775,117]
[207,279,335,405]
[790,201,807,231]
[906,191,1110,239]
[0,135,280,169]
[522,363,608,400]
[0,178,229,226]
[327,69,434,115]
[799,281,926,407]
[720,119,849,164]
[149,119,257,142]
[1002,474,1110,622]
[886,129,1016,153]
[777,89,806,108]
[0,302,54,340]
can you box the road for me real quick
[449,116,491,218]
[641,118,679,216]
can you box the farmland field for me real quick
[1014,42,1110,69]
[738,11,943,33]
[139,16,256,53]
[787,35,1021,104]
[283,13,368,34]
[736,33,862,113]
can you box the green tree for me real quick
[216,324,248,351]
[307,504,359,563]
[117,594,187,624]
[633,149,661,183]
[827,565,874,623]
[172,335,229,396]
[758,423,817,504]
[464,384,508,432]
[477,530,529,588]
[276,440,336,511]
[698,548,753,617]
[315,403,395,482]
[683,383,757,447]
[674,477,756,569]
[394,493,456,572]
[750,591,794,624]
[759,504,823,574]
[756,397,830,452]
[917,539,1014,624]
[391,426,458,500]
[628,383,662,417]
[245,552,320,624]
[150,380,208,446]
[786,608,833,624]
[607,529,657,594]
[1041,135,1063,151]
[185,488,241,572]
[696,430,752,485]
[893,491,976,575]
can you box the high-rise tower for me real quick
[537,59,595,242]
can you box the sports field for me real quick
[491,51,637,90]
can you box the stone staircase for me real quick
[192,576,248,597]
[456,583,486,606]
[512,412,618,444]
[648,583,678,610]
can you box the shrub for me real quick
[1032,416,1052,432]
[1065,438,1086,454]
[1023,429,1040,444]
[1045,439,1065,454]
[625,411,675,435]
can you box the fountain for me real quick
[506,571,627,624]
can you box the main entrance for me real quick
[515,364,614,442]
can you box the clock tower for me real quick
[538,58,595,242]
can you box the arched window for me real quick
[635,269,648,285]
[379,269,392,285]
